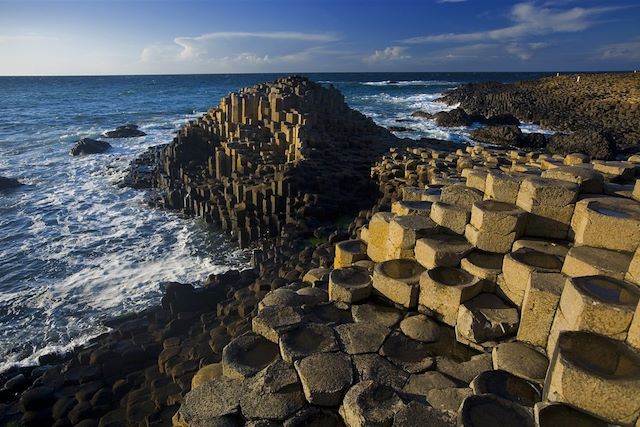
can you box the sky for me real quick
[0,0,638,75]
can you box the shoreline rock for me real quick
[104,124,146,138]
[70,138,112,156]
[438,72,640,158]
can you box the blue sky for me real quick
[0,0,638,75]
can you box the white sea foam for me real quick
[0,110,249,373]
[361,80,459,87]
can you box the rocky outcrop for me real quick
[0,176,22,189]
[547,129,616,160]
[434,108,472,127]
[470,126,547,149]
[470,125,523,147]
[104,124,146,138]
[70,138,112,156]
[125,76,431,248]
[439,73,640,157]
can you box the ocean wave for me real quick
[361,80,459,87]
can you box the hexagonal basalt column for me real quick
[501,248,564,307]
[516,177,578,240]
[222,333,279,380]
[387,215,440,259]
[571,197,640,252]
[547,275,640,356]
[544,331,640,425]
[366,212,394,263]
[418,267,483,326]
[334,239,367,269]
[460,250,504,283]
[415,233,473,269]
[328,267,372,303]
[372,259,425,309]
[430,202,470,235]
[465,201,527,253]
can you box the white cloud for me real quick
[506,41,549,60]
[365,46,411,62]
[402,2,621,44]
[173,31,338,60]
[599,39,640,61]
[0,33,54,43]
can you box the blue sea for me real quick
[0,72,553,372]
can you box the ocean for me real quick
[0,72,553,372]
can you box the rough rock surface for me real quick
[70,138,112,156]
[104,124,147,138]
[439,73,640,157]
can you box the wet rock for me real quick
[104,124,146,138]
[411,111,433,119]
[70,138,112,156]
[0,176,23,189]
[434,108,471,127]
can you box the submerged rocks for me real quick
[104,124,146,138]
[70,137,112,155]
[0,176,23,189]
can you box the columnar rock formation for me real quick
[5,76,640,427]
[173,143,640,426]
[138,76,396,247]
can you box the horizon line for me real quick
[0,70,635,78]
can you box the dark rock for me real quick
[19,386,55,411]
[104,124,146,138]
[470,125,523,147]
[411,111,433,119]
[70,138,112,156]
[521,132,547,149]
[485,113,520,126]
[548,129,617,159]
[434,108,471,127]
[0,176,23,189]
[388,126,412,132]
